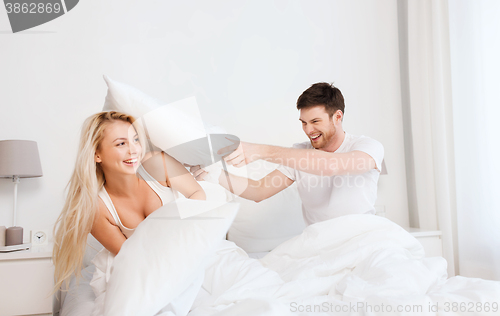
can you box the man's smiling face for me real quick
[299,105,339,150]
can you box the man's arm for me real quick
[222,141,378,177]
[191,166,294,202]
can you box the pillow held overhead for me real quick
[102,75,234,167]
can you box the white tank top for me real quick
[98,164,176,238]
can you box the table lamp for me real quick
[0,140,43,252]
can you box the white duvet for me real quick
[91,213,500,316]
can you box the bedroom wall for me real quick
[0,0,409,243]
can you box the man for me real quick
[191,82,384,226]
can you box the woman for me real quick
[52,111,205,294]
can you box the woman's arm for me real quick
[90,199,126,256]
[161,152,206,200]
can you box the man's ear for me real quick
[334,110,343,123]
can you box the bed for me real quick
[53,170,500,316]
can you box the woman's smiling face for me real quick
[94,120,142,175]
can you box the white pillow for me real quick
[103,75,158,117]
[198,181,228,205]
[102,76,234,167]
[103,200,239,316]
[226,161,305,253]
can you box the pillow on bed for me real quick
[226,161,305,253]
[103,200,239,316]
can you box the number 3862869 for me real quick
[5,2,62,14]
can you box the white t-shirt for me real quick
[276,132,384,226]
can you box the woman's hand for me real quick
[185,163,222,184]
[186,164,208,181]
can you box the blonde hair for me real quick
[52,111,148,295]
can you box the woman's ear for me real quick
[95,152,102,163]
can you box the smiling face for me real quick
[299,105,343,151]
[94,120,142,175]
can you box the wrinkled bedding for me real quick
[65,214,500,316]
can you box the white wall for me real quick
[0,0,409,242]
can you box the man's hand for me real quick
[219,138,266,167]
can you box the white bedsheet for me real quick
[61,214,500,316]
[187,215,500,315]
[60,265,95,316]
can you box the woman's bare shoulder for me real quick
[95,195,113,224]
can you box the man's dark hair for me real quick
[296,82,345,117]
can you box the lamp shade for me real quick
[0,140,43,178]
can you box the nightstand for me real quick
[405,227,443,257]
[0,243,54,316]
